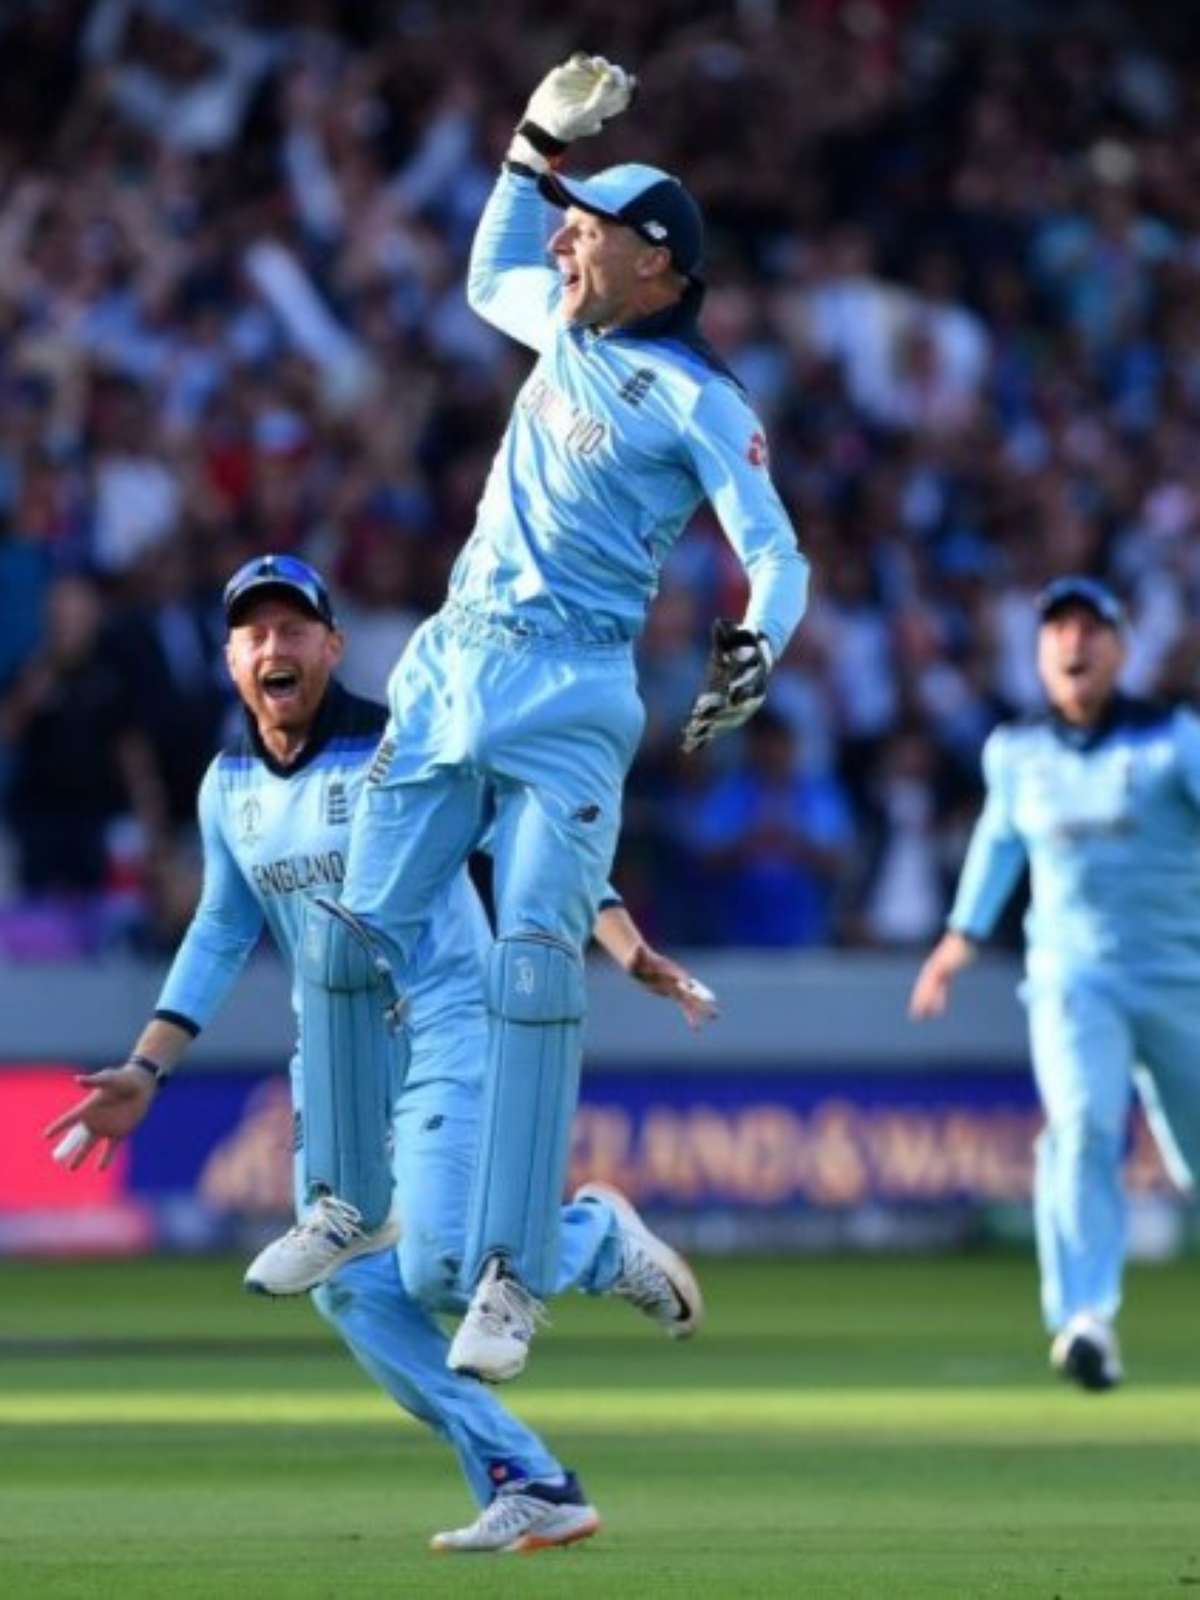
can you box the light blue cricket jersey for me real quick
[948,697,1200,979]
[155,684,491,1064]
[450,165,809,656]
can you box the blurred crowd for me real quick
[3,0,1200,959]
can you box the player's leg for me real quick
[326,1038,602,1552]
[394,988,617,1310]
[398,982,697,1339]
[312,1253,600,1553]
[1130,978,1200,1195]
[251,697,489,1294]
[443,769,610,1380]
[243,902,405,1295]
[446,641,702,1376]
[1026,973,1132,1388]
[275,1050,595,1551]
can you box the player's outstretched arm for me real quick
[42,1017,192,1171]
[678,386,808,753]
[594,903,718,1030]
[45,763,266,1173]
[908,930,977,1020]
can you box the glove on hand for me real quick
[509,53,636,172]
[681,619,774,753]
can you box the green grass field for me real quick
[1,1253,1197,1598]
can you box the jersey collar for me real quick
[1046,692,1142,752]
[246,680,347,778]
[611,279,707,340]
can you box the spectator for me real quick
[0,5,1197,952]
[677,710,853,948]
[1,573,163,896]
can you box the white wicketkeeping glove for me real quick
[509,53,636,173]
[681,620,775,753]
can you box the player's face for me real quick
[1037,603,1125,724]
[226,596,343,738]
[549,207,658,328]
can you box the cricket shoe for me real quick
[446,1257,547,1383]
[243,1195,400,1296]
[1050,1312,1124,1392]
[430,1472,600,1554]
[575,1180,703,1339]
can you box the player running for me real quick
[251,54,808,1384]
[45,554,714,1552]
[909,576,1200,1391]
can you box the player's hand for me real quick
[42,1064,157,1171]
[627,943,719,1029]
[908,931,976,1020]
[512,54,636,169]
[681,619,773,753]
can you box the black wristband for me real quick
[128,1053,169,1087]
[516,119,568,158]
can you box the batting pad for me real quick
[463,933,586,1297]
[298,899,407,1231]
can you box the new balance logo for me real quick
[618,368,657,408]
[367,738,395,786]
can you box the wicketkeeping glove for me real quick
[681,619,775,753]
[508,53,637,173]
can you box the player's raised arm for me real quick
[680,383,810,753]
[908,727,1027,1020]
[467,54,635,351]
[43,761,265,1172]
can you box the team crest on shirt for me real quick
[326,780,349,826]
[618,368,657,407]
[237,795,263,845]
[747,431,768,467]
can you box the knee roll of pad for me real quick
[486,933,586,1025]
[298,899,406,1230]
[465,934,586,1297]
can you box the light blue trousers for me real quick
[301,1005,621,1505]
[1025,968,1200,1332]
[340,607,643,1294]
[344,607,643,957]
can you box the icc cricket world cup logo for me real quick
[238,795,264,846]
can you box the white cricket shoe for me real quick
[243,1195,400,1296]
[1050,1312,1124,1392]
[446,1257,546,1383]
[575,1180,703,1339]
[430,1473,600,1555]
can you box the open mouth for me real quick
[260,667,301,702]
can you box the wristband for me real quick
[516,119,567,159]
[128,1053,169,1087]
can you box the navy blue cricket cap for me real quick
[539,162,705,280]
[223,553,336,629]
[1036,575,1125,629]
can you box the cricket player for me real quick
[44,554,715,1552]
[909,575,1200,1390]
[249,54,809,1384]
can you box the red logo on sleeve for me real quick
[747,431,768,467]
